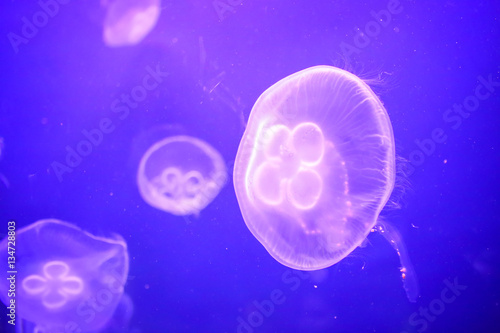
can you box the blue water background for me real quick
[0,1,499,332]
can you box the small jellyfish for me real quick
[0,137,4,159]
[0,219,129,332]
[233,65,418,301]
[0,137,8,188]
[137,135,227,216]
[102,0,161,47]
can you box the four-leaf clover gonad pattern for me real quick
[22,261,84,309]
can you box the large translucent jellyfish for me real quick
[0,219,129,332]
[102,0,161,47]
[233,65,418,301]
[137,135,227,216]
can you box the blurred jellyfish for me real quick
[102,0,161,47]
[0,219,129,332]
[0,137,8,188]
[233,65,419,301]
[137,135,227,216]
[101,293,135,333]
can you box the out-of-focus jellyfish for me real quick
[0,137,8,188]
[102,0,161,47]
[101,293,135,332]
[0,219,129,332]
[233,65,419,301]
[137,135,227,216]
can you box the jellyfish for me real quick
[0,219,129,332]
[0,136,8,189]
[137,135,227,216]
[233,65,419,301]
[102,0,161,47]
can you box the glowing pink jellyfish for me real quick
[102,0,161,47]
[0,219,129,331]
[137,135,227,216]
[233,65,418,302]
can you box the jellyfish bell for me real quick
[234,65,395,270]
[0,219,129,332]
[233,65,419,301]
[102,0,161,47]
[137,135,227,216]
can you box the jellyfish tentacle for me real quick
[377,220,420,303]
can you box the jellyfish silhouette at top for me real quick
[137,135,227,216]
[102,0,161,47]
[0,219,129,332]
[233,65,419,302]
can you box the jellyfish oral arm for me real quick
[377,221,420,303]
